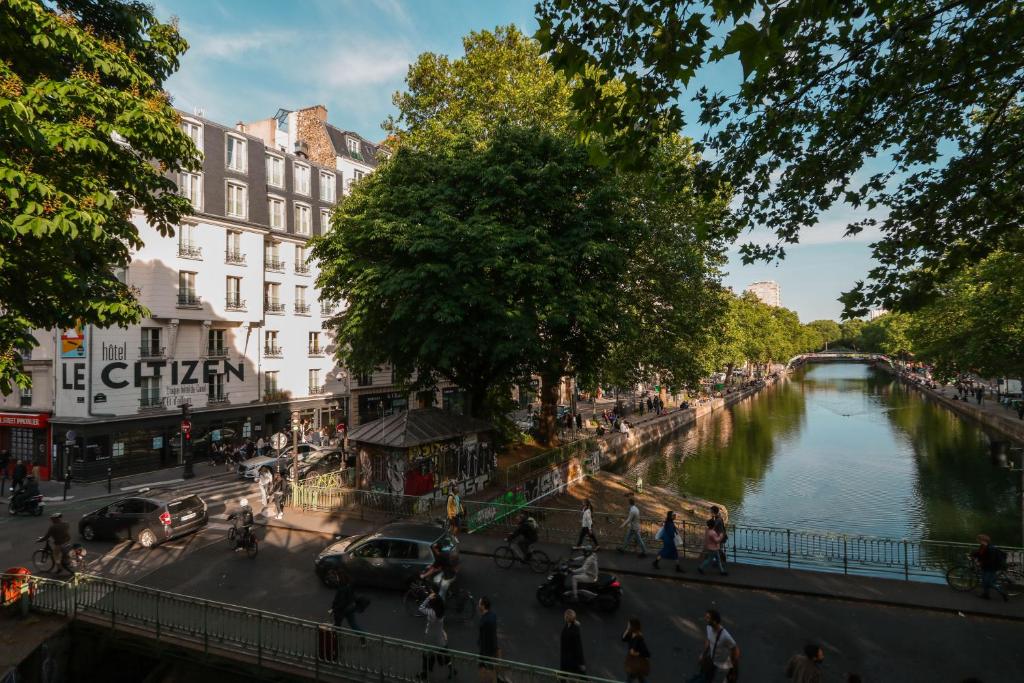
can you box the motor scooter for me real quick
[8,493,44,516]
[536,559,622,612]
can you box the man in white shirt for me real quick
[700,609,739,682]
[618,497,646,557]
[569,545,599,601]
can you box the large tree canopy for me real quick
[0,0,198,392]
[536,1,1024,314]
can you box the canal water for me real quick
[624,363,1022,544]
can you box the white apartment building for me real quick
[745,280,782,308]
[2,113,349,482]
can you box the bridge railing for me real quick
[6,573,615,683]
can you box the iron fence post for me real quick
[786,528,791,569]
[111,584,116,630]
[155,592,161,641]
[203,602,209,654]
[258,611,263,666]
[843,536,848,575]
[903,540,909,580]
[731,525,737,563]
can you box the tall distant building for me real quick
[745,280,782,307]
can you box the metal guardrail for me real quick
[504,437,596,487]
[287,481,1024,583]
[4,573,612,683]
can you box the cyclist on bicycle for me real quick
[227,498,255,550]
[972,533,1009,601]
[420,542,458,599]
[37,512,72,575]
[507,512,539,561]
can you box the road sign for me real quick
[271,433,288,449]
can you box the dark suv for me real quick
[78,494,208,548]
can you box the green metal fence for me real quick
[504,437,597,488]
[5,573,616,683]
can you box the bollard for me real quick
[63,468,72,501]
[107,467,112,494]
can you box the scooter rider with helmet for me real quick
[568,545,599,601]
[228,498,255,550]
[11,474,40,512]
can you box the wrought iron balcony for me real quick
[264,345,283,358]
[139,394,162,409]
[265,299,285,314]
[294,303,311,314]
[294,262,311,275]
[265,258,286,272]
[139,346,165,359]
[225,295,246,311]
[308,384,326,395]
[225,250,246,265]
[308,346,325,357]
[321,303,336,316]
[207,392,229,404]
[206,346,228,358]
[178,242,202,259]
[177,293,202,307]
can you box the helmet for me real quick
[50,512,62,520]
[239,498,249,508]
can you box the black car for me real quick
[78,494,208,548]
[286,448,345,481]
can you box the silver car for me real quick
[314,522,455,589]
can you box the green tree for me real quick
[313,126,635,445]
[839,319,866,349]
[536,1,1024,313]
[806,320,841,349]
[0,0,197,393]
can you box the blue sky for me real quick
[159,0,881,323]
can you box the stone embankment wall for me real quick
[882,366,1024,444]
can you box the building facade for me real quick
[744,280,782,308]
[7,113,356,481]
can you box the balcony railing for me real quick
[265,299,285,314]
[308,384,326,395]
[178,242,202,259]
[225,296,246,311]
[207,392,229,404]
[206,346,228,358]
[308,346,325,357]
[138,346,165,359]
[264,345,283,358]
[139,393,162,409]
[294,302,311,314]
[177,293,201,307]
[264,257,286,272]
[225,250,246,265]
[294,262,310,274]
[321,304,336,316]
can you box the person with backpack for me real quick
[709,507,729,570]
[971,534,1009,601]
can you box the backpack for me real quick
[990,546,1008,570]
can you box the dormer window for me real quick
[226,135,247,173]
[347,137,359,155]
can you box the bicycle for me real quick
[403,576,475,622]
[945,555,1023,597]
[227,525,259,558]
[492,542,550,573]
[33,540,86,574]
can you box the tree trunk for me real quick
[537,372,561,446]
[725,363,735,386]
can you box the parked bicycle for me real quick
[945,555,1023,597]
[492,542,551,573]
[32,540,87,574]
[403,577,475,622]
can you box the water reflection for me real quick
[628,363,1021,544]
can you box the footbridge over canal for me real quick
[788,351,893,369]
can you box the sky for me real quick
[158,0,882,323]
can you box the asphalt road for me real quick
[4,496,1023,682]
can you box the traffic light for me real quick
[182,419,192,443]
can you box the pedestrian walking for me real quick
[618,497,646,557]
[621,617,650,683]
[447,488,464,542]
[559,609,586,677]
[270,471,286,520]
[646,397,653,413]
[696,609,739,682]
[576,499,599,547]
[12,459,27,492]
[976,387,984,404]
[477,596,499,683]
[785,643,824,683]
[256,436,266,457]
[697,519,728,576]
[575,412,583,431]
[329,573,367,645]
[971,534,1009,601]
[709,506,729,570]
[417,591,453,681]
[257,466,273,515]
[652,511,684,573]
[0,449,9,489]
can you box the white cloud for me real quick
[319,44,413,88]
[188,29,300,60]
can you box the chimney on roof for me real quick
[294,140,309,159]
[302,105,328,122]
[235,121,245,132]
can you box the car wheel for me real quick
[81,524,96,541]
[138,529,157,548]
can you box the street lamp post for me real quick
[181,403,194,479]
[291,411,300,484]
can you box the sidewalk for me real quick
[260,506,1024,622]
[0,464,234,506]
